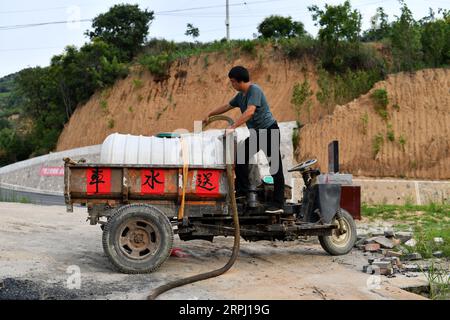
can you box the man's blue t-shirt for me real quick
[229,84,276,129]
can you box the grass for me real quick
[386,123,395,142]
[371,88,389,120]
[372,133,384,158]
[132,78,143,90]
[362,203,450,259]
[0,192,31,204]
[99,99,108,113]
[361,112,369,135]
[422,260,450,300]
[107,118,114,129]
[399,134,407,151]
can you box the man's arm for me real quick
[203,104,234,123]
[229,105,256,130]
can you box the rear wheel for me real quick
[319,208,356,255]
[102,204,173,273]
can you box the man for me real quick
[203,66,285,213]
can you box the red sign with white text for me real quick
[40,167,64,176]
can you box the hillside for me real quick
[56,49,324,150]
[298,68,450,179]
[56,47,449,180]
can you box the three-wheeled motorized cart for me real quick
[63,118,357,274]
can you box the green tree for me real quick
[86,4,154,60]
[50,40,127,120]
[390,0,422,71]
[257,15,306,39]
[308,1,362,71]
[420,9,450,67]
[185,23,200,40]
[309,1,361,46]
[362,7,391,41]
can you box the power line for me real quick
[0,19,92,30]
[0,0,283,30]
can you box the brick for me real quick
[373,261,392,269]
[380,267,394,276]
[373,236,395,249]
[364,243,381,252]
[386,250,403,258]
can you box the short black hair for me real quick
[228,66,250,83]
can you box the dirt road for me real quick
[0,202,425,300]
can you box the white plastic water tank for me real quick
[100,131,227,166]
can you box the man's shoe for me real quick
[265,206,284,214]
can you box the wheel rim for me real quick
[117,218,160,260]
[330,217,351,248]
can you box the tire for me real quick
[318,208,356,256]
[102,204,174,274]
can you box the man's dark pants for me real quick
[235,121,285,207]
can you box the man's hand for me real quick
[225,126,235,135]
[202,114,210,126]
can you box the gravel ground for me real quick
[0,202,427,300]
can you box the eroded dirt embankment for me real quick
[56,50,321,151]
[298,68,450,179]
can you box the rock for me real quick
[363,265,373,273]
[372,260,392,269]
[403,264,420,272]
[386,250,403,258]
[433,237,444,245]
[432,251,443,258]
[373,236,395,249]
[364,237,377,244]
[391,257,402,268]
[357,230,369,238]
[384,230,395,238]
[404,239,417,247]
[364,243,381,252]
[368,228,384,237]
[355,237,367,247]
[404,252,422,261]
[368,257,375,265]
[395,232,413,243]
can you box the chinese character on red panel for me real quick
[86,168,111,195]
[141,169,165,194]
[195,170,220,196]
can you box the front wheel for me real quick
[318,208,356,255]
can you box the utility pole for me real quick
[225,0,230,41]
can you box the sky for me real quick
[0,0,449,77]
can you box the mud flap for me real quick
[301,184,341,224]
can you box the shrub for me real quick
[371,88,389,120]
[373,133,384,158]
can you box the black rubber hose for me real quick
[147,162,240,300]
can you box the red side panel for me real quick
[86,168,111,195]
[340,185,361,220]
[195,170,221,196]
[141,169,165,195]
